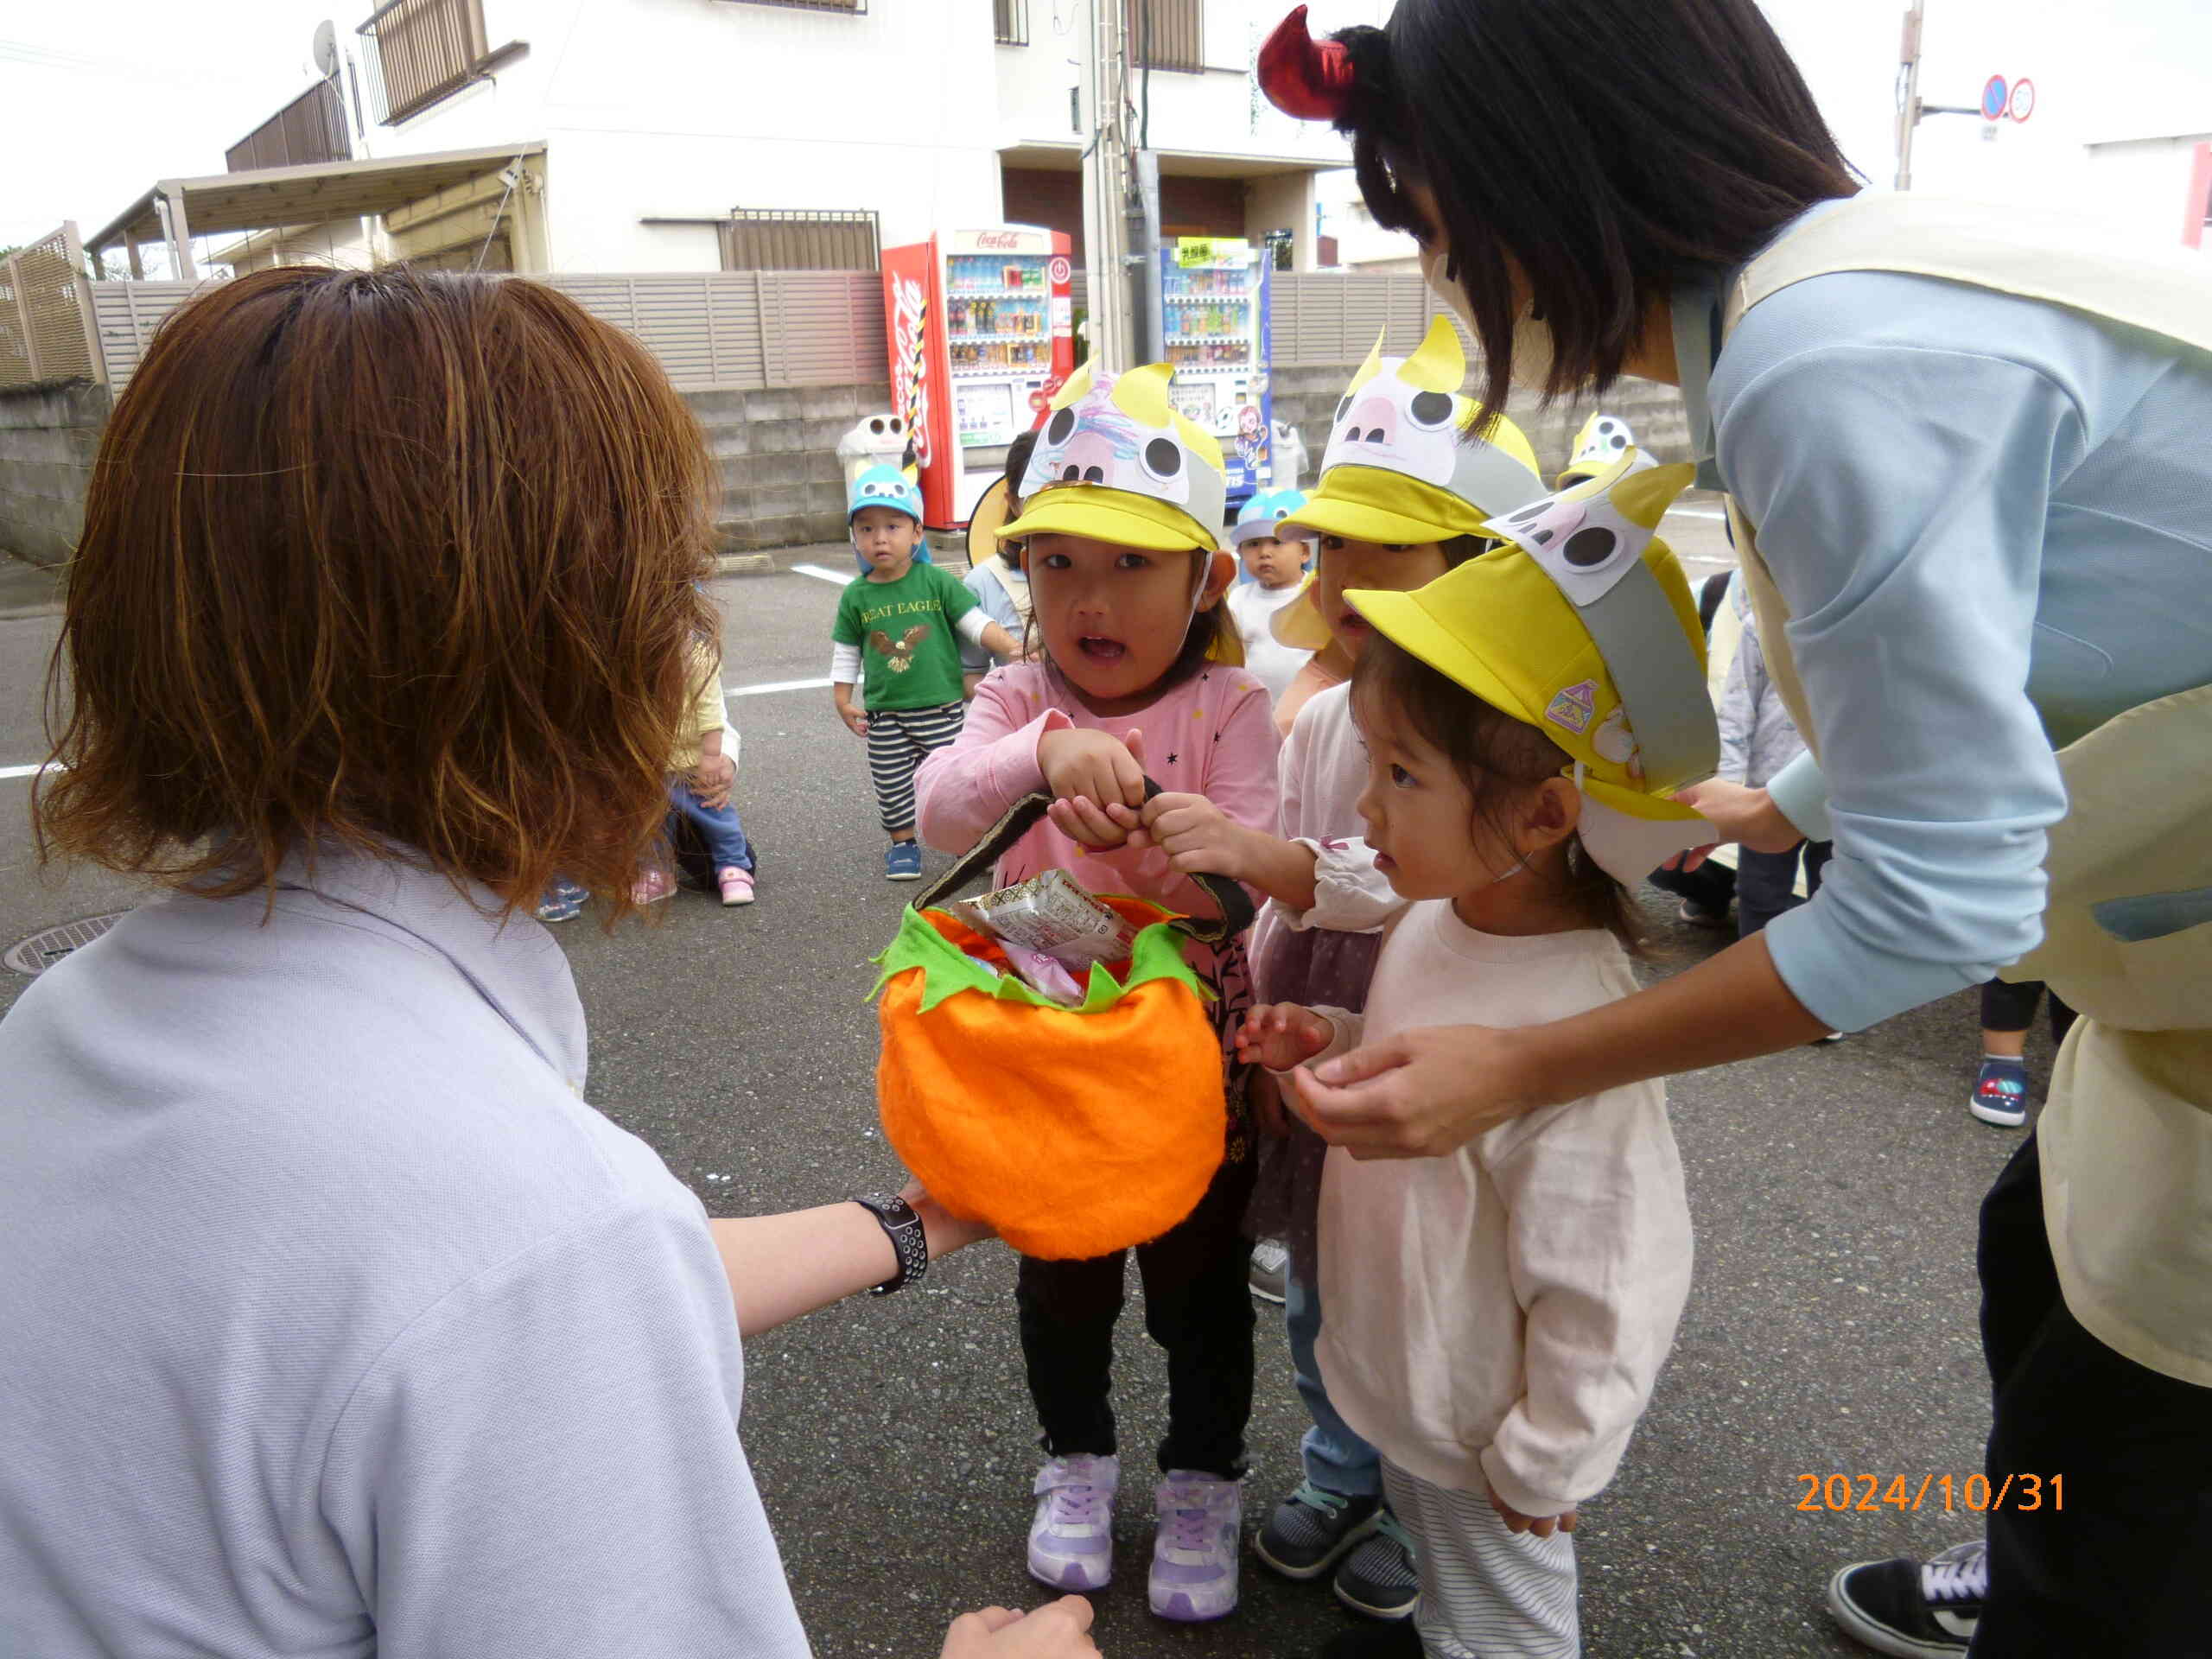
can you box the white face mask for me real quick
[1419,242,1562,394]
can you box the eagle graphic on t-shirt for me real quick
[869,625,932,672]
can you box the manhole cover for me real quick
[5,912,130,976]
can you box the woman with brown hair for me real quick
[0,266,1094,1659]
[1257,2,2212,1656]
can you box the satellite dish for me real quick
[312,20,339,79]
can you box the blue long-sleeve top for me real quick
[1681,213,2212,1033]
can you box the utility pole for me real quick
[1895,0,1983,191]
[1080,0,1137,370]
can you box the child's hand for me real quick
[1113,791,1249,878]
[1039,728,1147,847]
[838,705,870,739]
[1487,1488,1578,1539]
[1236,1003,1335,1074]
[690,749,736,810]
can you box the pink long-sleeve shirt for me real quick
[914,662,1281,930]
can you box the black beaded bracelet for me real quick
[850,1192,929,1296]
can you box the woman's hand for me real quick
[1039,727,1147,848]
[901,1178,995,1260]
[940,1597,1097,1658]
[1488,1488,1577,1540]
[1671,779,1803,856]
[1286,1023,1536,1159]
[1236,1002,1335,1075]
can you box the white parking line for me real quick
[723,677,831,698]
[1669,507,1729,521]
[791,563,851,587]
[0,762,56,781]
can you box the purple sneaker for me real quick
[1027,1455,1117,1591]
[1150,1471,1242,1621]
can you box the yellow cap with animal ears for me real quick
[1346,448,1721,884]
[1556,411,1660,487]
[1001,360,1227,553]
[1283,316,1547,547]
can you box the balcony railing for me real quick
[226,79,353,174]
[720,209,880,273]
[1132,0,1202,72]
[995,0,1029,46]
[357,0,492,125]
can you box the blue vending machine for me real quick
[1160,239,1275,513]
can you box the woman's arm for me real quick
[1288,931,1828,1157]
[709,1187,993,1337]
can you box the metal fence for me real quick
[720,209,880,273]
[227,79,352,174]
[1134,0,1203,72]
[78,268,1451,397]
[995,0,1028,46]
[1,225,102,390]
[1270,271,1468,365]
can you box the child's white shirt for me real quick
[1249,683,1404,979]
[1305,902,1693,1517]
[1224,580,1315,704]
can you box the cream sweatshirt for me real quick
[1306,902,1694,1517]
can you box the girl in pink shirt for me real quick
[914,362,1280,1624]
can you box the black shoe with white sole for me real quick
[1827,1538,1984,1656]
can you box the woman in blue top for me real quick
[1258,3,2212,1656]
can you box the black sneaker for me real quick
[1333,1507,1418,1620]
[1318,1622,1422,1659]
[1255,1480,1378,1580]
[1827,1538,1984,1656]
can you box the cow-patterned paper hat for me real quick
[1283,316,1547,548]
[1555,411,1661,488]
[1001,360,1226,553]
[1347,449,1720,884]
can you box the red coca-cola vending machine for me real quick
[882,226,1077,529]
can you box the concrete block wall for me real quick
[689,381,893,553]
[1268,364,1689,493]
[0,380,110,569]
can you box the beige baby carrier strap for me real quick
[1714,194,2212,1033]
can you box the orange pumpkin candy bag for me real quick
[872,791,1253,1261]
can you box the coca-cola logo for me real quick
[972,232,1023,250]
[892,275,931,468]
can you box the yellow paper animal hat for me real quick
[1347,449,1721,883]
[1285,316,1546,547]
[1556,411,1661,488]
[1002,360,1226,553]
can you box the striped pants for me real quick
[1382,1459,1580,1659]
[866,702,965,835]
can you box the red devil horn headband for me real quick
[1258,5,1354,123]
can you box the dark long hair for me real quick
[38,265,717,919]
[1332,0,1859,416]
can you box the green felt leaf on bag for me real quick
[869,902,1214,1014]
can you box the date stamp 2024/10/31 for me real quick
[1796,1474,2063,1514]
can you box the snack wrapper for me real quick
[950,869,1141,968]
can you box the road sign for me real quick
[2008,77,2036,123]
[1980,74,2009,121]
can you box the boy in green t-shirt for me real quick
[831,467,1020,880]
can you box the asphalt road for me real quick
[0,522,2058,1659]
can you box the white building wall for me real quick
[360,0,1005,269]
[2080,136,2212,249]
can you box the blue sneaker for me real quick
[1970,1057,2030,1128]
[886,841,924,881]
[535,877,588,923]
